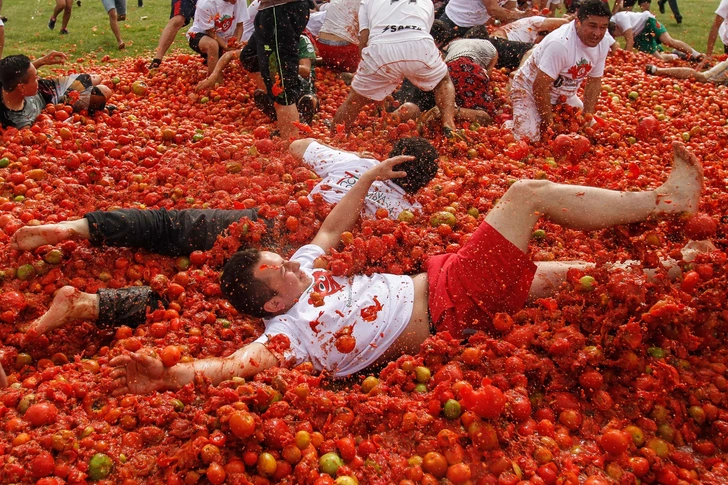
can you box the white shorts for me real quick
[704,59,728,86]
[352,39,449,102]
[506,87,581,141]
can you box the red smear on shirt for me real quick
[360,296,383,322]
[309,311,325,333]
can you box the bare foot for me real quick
[10,221,83,251]
[655,142,703,215]
[24,286,99,344]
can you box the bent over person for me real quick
[108,142,703,393]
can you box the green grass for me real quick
[2,0,181,62]
[0,0,723,62]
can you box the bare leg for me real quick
[108,9,124,48]
[275,103,300,141]
[249,72,266,91]
[11,219,90,251]
[24,287,100,342]
[153,15,186,61]
[198,36,220,75]
[649,66,708,83]
[485,142,702,252]
[433,74,456,131]
[51,0,65,24]
[61,0,72,30]
[333,89,373,129]
[659,32,699,58]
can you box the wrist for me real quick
[162,365,187,391]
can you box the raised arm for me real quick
[540,17,569,32]
[310,155,412,253]
[109,342,278,395]
[32,51,67,69]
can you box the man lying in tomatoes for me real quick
[107,142,704,394]
[8,137,439,343]
[0,51,112,129]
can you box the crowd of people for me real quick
[0,0,724,391]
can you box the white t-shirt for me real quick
[304,142,422,218]
[242,0,260,42]
[307,10,328,37]
[611,11,654,36]
[502,16,547,43]
[187,0,249,42]
[321,0,360,44]
[359,0,434,44]
[511,21,611,104]
[254,245,415,377]
[716,0,728,46]
[444,0,508,28]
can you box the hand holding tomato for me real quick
[109,348,168,396]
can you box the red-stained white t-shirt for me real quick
[502,16,547,43]
[254,245,415,377]
[359,0,434,44]
[717,0,728,45]
[187,0,249,42]
[611,11,654,36]
[511,21,611,104]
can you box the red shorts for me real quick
[426,222,537,338]
[313,38,360,72]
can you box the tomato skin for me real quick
[600,429,631,455]
[24,402,59,427]
[30,451,55,478]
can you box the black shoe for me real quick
[676,17,682,24]
[1,16,7,22]
[105,104,118,115]
[76,0,81,5]
[118,14,126,20]
[60,28,69,34]
[254,89,277,121]
[658,0,665,13]
[138,0,143,6]
[149,58,162,69]
[297,94,318,125]
[645,64,657,75]
[48,17,56,29]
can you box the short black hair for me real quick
[577,0,611,21]
[430,20,459,46]
[221,249,277,319]
[388,137,439,194]
[0,55,32,92]
[608,21,617,37]
[462,25,491,40]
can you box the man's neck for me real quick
[1,89,26,111]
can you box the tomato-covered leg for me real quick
[24,286,99,342]
[11,219,90,251]
[485,142,702,253]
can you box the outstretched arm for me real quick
[109,342,278,395]
[485,0,527,23]
[33,51,68,69]
[196,49,242,90]
[310,155,412,253]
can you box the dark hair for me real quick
[221,249,277,319]
[430,20,459,46]
[462,25,491,40]
[577,0,611,21]
[607,21,616,37]
[0,55,33,92]
[388,137,439,194]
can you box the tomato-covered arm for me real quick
[533,68,555,129]
[485,0,527,23]
[583,76,601,114]
[310,156,411,253]
[109,343,278,395]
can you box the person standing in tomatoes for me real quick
[149,0,199,69]
[507,0,612,141]
[48,0,74,35]
[99,0,127,49]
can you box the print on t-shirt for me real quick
[554,58,592,88]
[215,14,234,32]
[308,271,344,307]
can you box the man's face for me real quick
[254,251,311,313]
[575,15,610,47]
[17,64,40,96]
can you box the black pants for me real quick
[86,208,261,327]
[659,0,681,22]
[240,1,309,106]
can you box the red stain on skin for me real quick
[360,296,383,322]
[258,264,280,271]
[309,311,325,333]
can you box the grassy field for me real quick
[0,0,725,62]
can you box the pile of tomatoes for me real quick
[1,48,728,484]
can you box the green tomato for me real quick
[532,229,547,240]
[443,399,462,420]
[647,346,666,359]
[414,383,428,393]
[16,264,36,281]
[0,157,10,168]
[88,453,114,481]
[579,275,596,292]
[192,133,204,142]
[43,249,63,265]
[414,366,431,383]
[319,452,343,476]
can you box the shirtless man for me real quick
[108,142,703,394]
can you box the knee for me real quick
[108,9,117,20]
[169,16,185,29]
[506,179,552,203]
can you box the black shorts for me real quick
[240,1,310,106]
[171,0,197,24]
[188,32,224,59]
[97,287,165,329]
